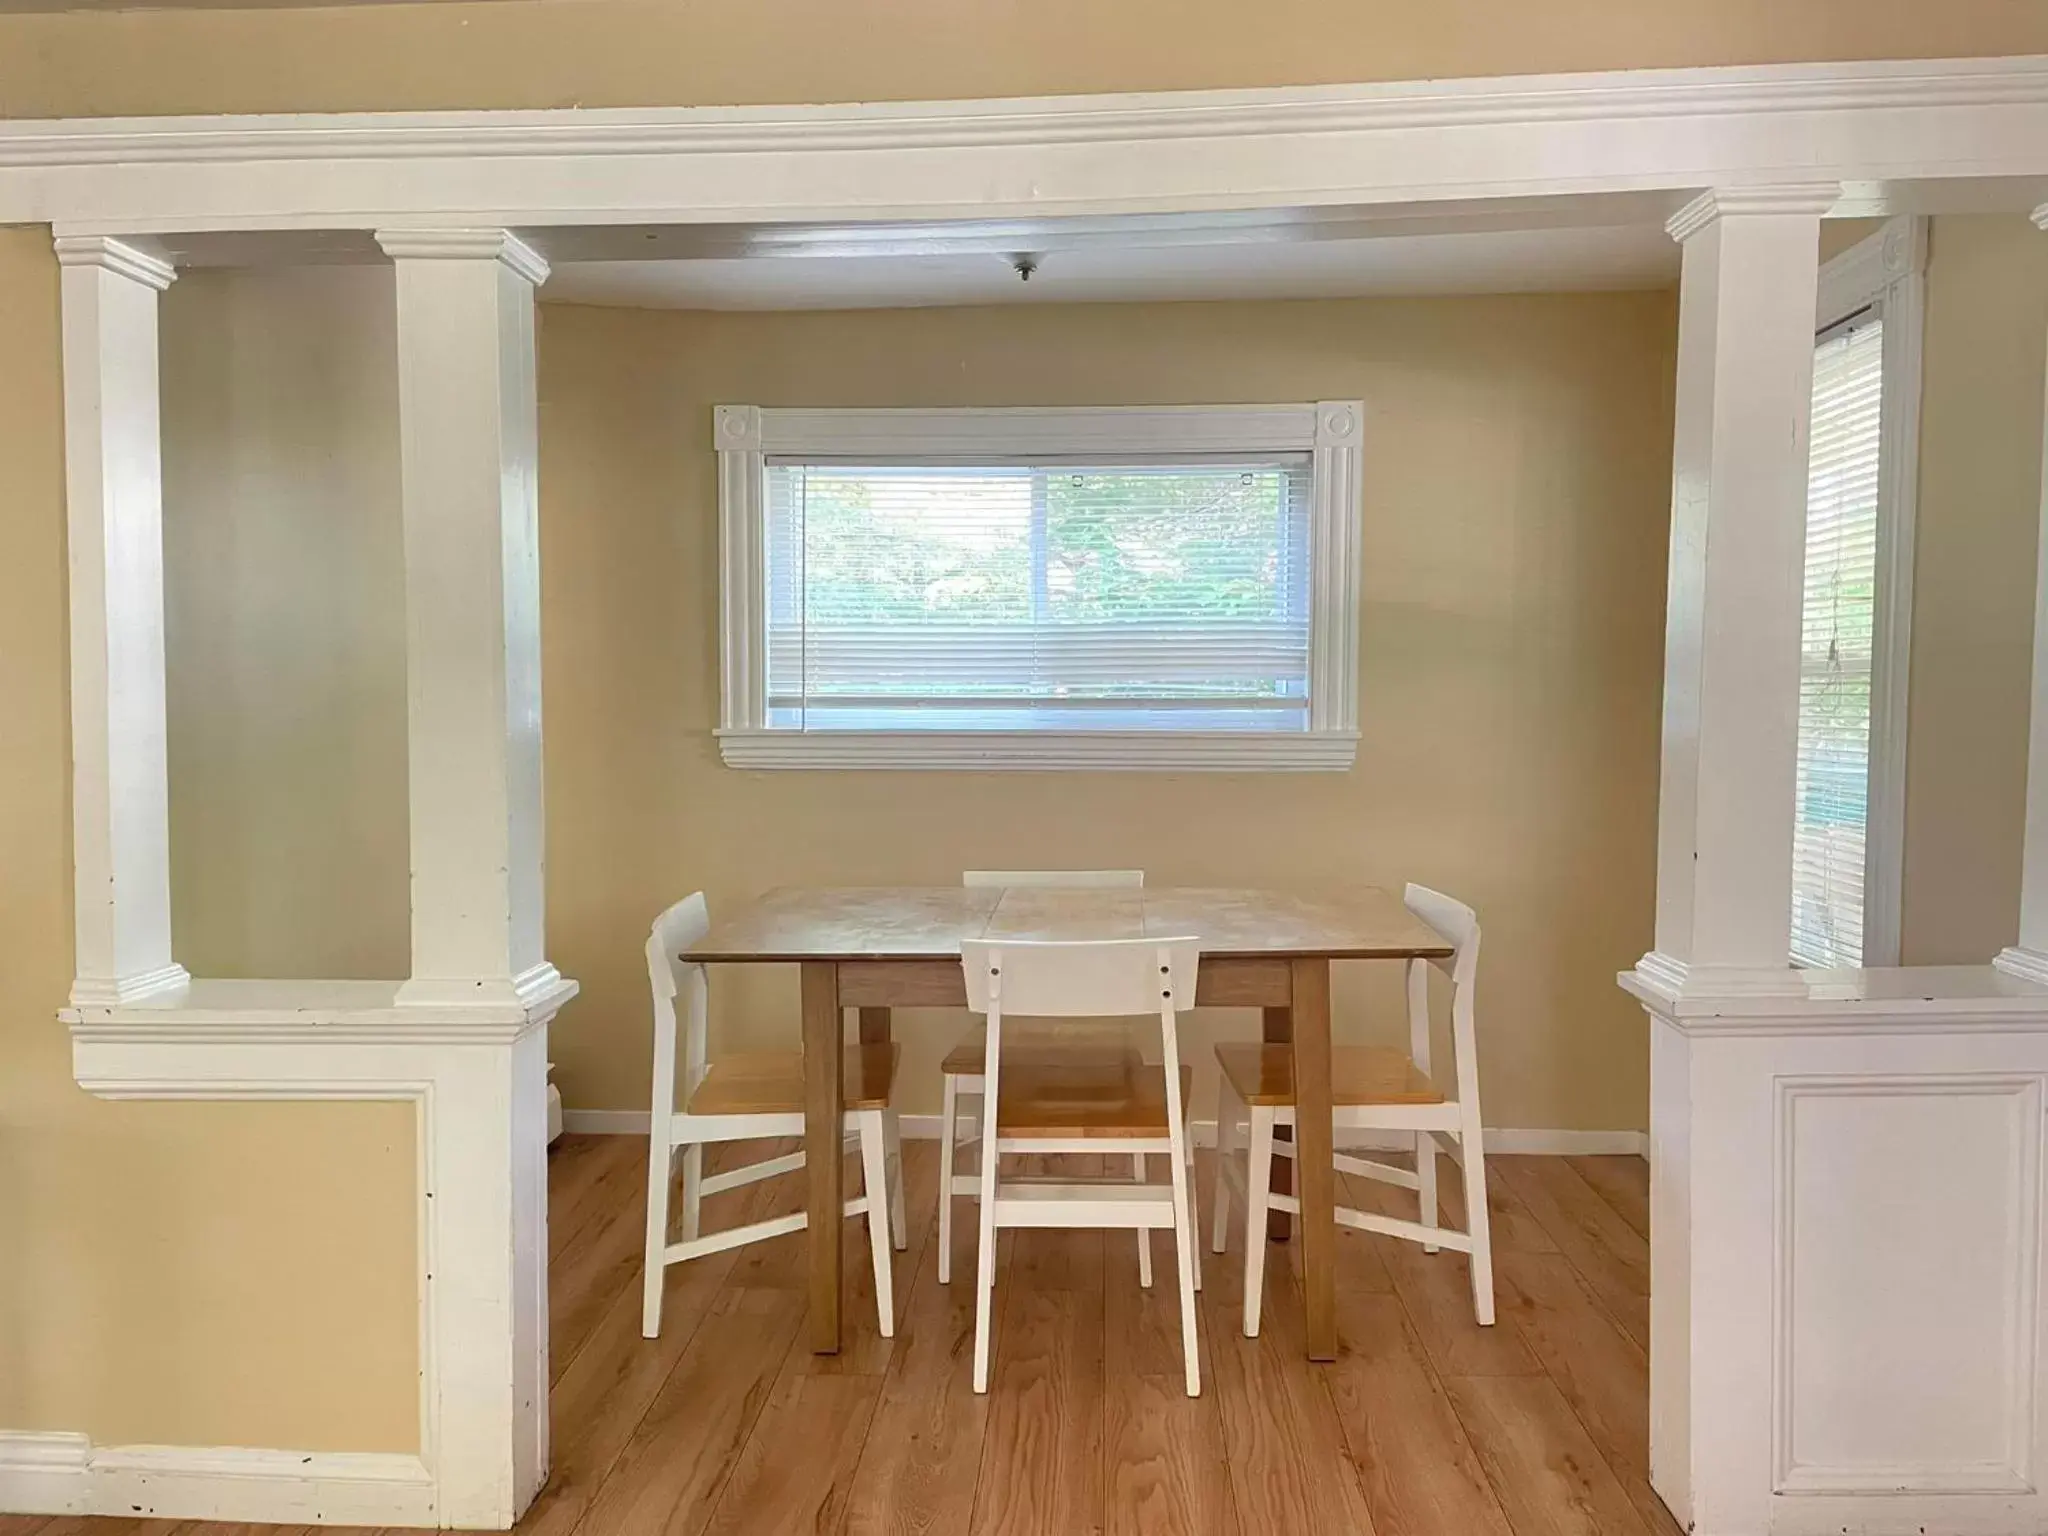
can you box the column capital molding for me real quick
[1665,182,1842,244]
[51,234,175,291]
[374,227,550,285]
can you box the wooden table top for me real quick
[685,885,1452,964]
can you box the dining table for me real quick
[683,883,1453,1361]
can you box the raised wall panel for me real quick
[1775,1075,2044,1494]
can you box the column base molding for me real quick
[1623,951,1811,1005]
[395,962,570,1014]
[1994,946,2048,986]
[67,962,191,1008]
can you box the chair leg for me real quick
[680,1141,704,1243]
[972,1151,999,1393]
[1168,1126,1202,1397]
[859,1110,896,1339]
[1185,1129,1202,1293]
[1418,1129,1440,1254]
[1460,1121,1497,1326]
[1243,1107,1274,1339]
[938,1074,958,1285]
[1211,1076,1236,1255]
[885,1109,908,1252]
[642,1124,673,1340]
[1133,1152,1153,1289]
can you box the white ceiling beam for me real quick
[2,56,2047,235]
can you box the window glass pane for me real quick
[1792,318,1883,967]
[764,456,1311,732]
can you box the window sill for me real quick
[715,728,1359,772]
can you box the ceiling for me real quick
[544,222,1679,311]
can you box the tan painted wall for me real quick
[162,265,412,980]
[537,293,1678,1128]
[1899,215,2047,964]
[3,0,2048,118]
[0,234,420,1451]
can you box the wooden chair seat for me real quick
[941,1026,1140,1076]
[686,1043,900,1117]
[1214,1042,1444,1108]
[998,1058,1194,1139]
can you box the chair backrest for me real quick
[960,936,1201,1143]
[1402,882,1481,1109]
[647,893,713,1100]
[962,869,1145,889]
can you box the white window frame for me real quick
[713,401,1364,771]
[1801,216,1926,966]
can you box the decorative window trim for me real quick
[1808,216,1926,966]
[713,401,1364,771]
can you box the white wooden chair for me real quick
[938,869,1151,1286]
[1210,882,1494,1337]
[641,892,907,1339]
[962,935,1205,1396]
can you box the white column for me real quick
[1995,205,2048,985]
[376,229,558,1011]
[376,228,567,1528]
[1636,184,1838,998]
[55,234,189,1006]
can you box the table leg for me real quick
[802,961,844,1353]
[1290,958,1337,1361]
[1262,1004,1294,1241]
[856,1006,892,1044]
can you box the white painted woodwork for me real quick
[7,58,2048,238]
[55,234,188,1006]
[1639,186,1836,997]
[61,974,577,1529]
[376,229,560,1009]
[1623,965,2048,1536]
[713,402,1364,771]
[1998,203,2048,987]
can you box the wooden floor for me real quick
[1,1132,1673,1536]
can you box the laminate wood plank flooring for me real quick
[1,1139,1675,1536]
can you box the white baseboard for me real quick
[561,1107,1646,1158]
[560,1107,652,1135]
[0,1431,437,1526]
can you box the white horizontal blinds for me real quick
[764,456,1312,732]
[1791,315,1884,967]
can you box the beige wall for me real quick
[3,0,2048,118]
[162,265,411,980]
[537,293,1678,1129]
[1899,215,2048,964]
[0,235,420,1451]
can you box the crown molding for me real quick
[49,234,175,290]
[1665,181,1843,243]
[373,228,550,284]
[5,58,2048,171]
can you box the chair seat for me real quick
[998,1058,1194,1139]
[942,1025,1141,1076]
[685,1043,900,1116]
[1215,1042,1444,1108]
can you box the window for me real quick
[715,403,1363,769]
[1791,219,1923,967]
